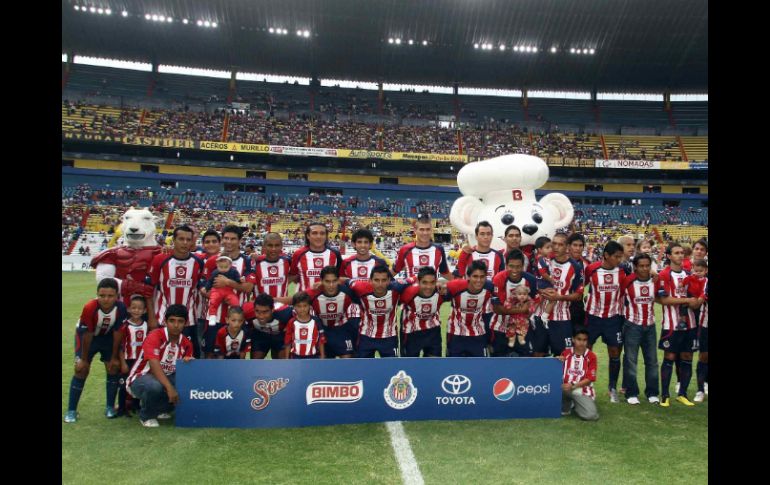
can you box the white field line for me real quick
[385,421,425,485]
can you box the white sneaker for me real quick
[648,396,660,404]
[609,388,619,403]
[675,382,680,394]
[694,391,705,403]
[157,413,173,420]
[141,418,159,428]
[704,382,708,395]
[627,396,640,405]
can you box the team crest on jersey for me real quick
[419,255,430,265]
[604,274,613,283]
[467,299,478,308]
[421,303,433,313]
[314,258,324,268]
[136,330,144,341]
[552,267,562,278]
[268,266,279,276]
[383,370,418,410]
[300,328,308,337]
[326,303,337,312]
[176,266,187,278]
[102,316,111,325]
[640,286,650,296]
[358,266,369,277]
[375,300,386,308]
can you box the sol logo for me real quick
[251,378,290,411]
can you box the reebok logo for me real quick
[189,389,234,400]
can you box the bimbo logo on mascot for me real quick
[384,371,418,409]
[450,154,574,250]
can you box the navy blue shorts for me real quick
[183,325,200,359]
[324,319,359,358]
[401,327,442,357]
[659,328,698,354]
[447,334,488,357]
[698,327,708,353]
[548,320,574,356]
[587,314,623,348]
[570,302,586,329]
[74,328,114,363]
[530,316,550,354]
[489,330,515,357]
[203,323,226,354]
[251,330,286,355]
[483,312,493,340]
[357,335,398,358]
[290,353,320,359]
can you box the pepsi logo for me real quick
[493,378,515,401]
[176,266,187,277]
[314,258,324,268]
[268,266,279,276]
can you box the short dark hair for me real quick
[552,232,568,242]
[173,225,194,239]
[666,242,684,255]
[263,232,282,243]
[603,241,624,256]
[535,236,551,250]
[693,238,708,252]
[693,259,708,269]
[467,260,488,276]
[417,266,437,281]
[504,225,521,237]
[370,265,391,279]
[632,253,652,266]
[165,304,188,322]
[506,249,525,264]
[573,326,589,338]
[352,228,374,244]
[567,233,586,246]
[97,278,119,292]
[253,293,275,309]
[474,221,493,235]
[320,265,339,279]
[292,291,312,306]
[129,294,146,306]
[222,225,243,240]
[202,229,221,242]
[227,306,244,317]
[415,214,431,226]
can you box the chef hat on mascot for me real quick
[449,154,574,251]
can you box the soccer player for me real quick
[243,293,295,360]
[567,232,589,330]
[214,306,251,359]
[116,295,149,417]
[340,228,390,282]
[393,214,452,279]
[193,229,221,352]
[148,225,205,358]
[246,232,293,303]
[283,292,326,359]
[502,225,528,269]
[695,278,708,402]
[307,266,360,358]
[692,238,708,261]
[620,253,660,405]
[490,249,538,357]
[558,327,599,421]
[399,267,447,357]
[444,261,496,357]
[347,265,412,358]
[457,221,505,280]
[656,242,701,407]
[64,278,128,423]
[201,225,254,359]
[290,222,342,292]
[126,304,194,428]
[617,235,635,276]
[584,241,627,403]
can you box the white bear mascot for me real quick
[449,154,574,251]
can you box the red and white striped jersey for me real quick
[284,317,326,356]
[307,288,358,328]
[78,299,128,337]
[656,267,693,331]
[621,274,656,326]
[215,326,251,358]
[247,255,291,298]
[535,258,583,320]
[685,274,707,329]
[348,280,411,338]
[242,302,295,335]
[699,279,708,328]
[584,262,625,319]
[150,254,205,326]
[394,243,450,278]
[561,348,597,399]
[193,251,217,322]
[340,255,389,282]
[204,253,253,324]
[290,247,342,292]
[445,279,495,336]
[126,328,193,391]
[490,271,538,332]
[400,285,445,334]
[121,319,148,360]
[457,248,505,280]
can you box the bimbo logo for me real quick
[306,381,364,404]
[384,371,418,410]
[268,266,279,276]
[251,378,289,411]
[314,258,324,268]
[176,266,187,277]
[512,189,523,201]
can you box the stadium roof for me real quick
[62,0,707,93]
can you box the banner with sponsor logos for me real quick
[594,159,692,170]
[62,131,195,148]
[196,142,467,162]
[175,357,562,428]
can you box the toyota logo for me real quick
[441,375,471,395]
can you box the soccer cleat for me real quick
[609,388,619,403]
[659,397,670,407]
[63,411,79,423]
[648,396,660,404]
[693,391,705,403]
[674,382,680,394]
[157,413,173,420]
[627,396,640,405]
[704,382,708,395]
[140,418,160,428]
[676,395,695,407]
[105,406,118,419]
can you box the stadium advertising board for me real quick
[176,357,562,428]
[594,159,692,170]
[62,132,195,148]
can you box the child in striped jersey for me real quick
[117,295,148,417]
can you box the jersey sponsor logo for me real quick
[168,278,193,288]
[176,266,187,278]
[313,258,324,268]
[421,303,433,313]
[268,266,279,276]
[384,370,418,410]
[493,378,515,401]
[375,300,386,309]
[604,274,614,283]
[437,374,475,405]
[306,381,364,405]
[326,302,337,312]
[189,389,234,400]
[358,266,369,277]
[419,255,430,265]
[251,378,290,411]
[262,277,285,285]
